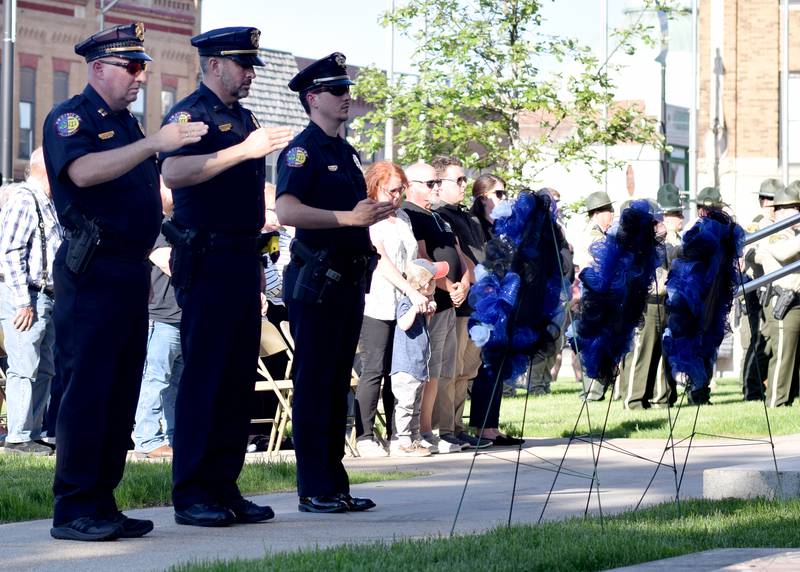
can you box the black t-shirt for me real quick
[276,121,370,254]
[43,84,161,253]
[148,232,181,323]
[160,83,266,235]
[436,203,486,317]
[402,201,462,312]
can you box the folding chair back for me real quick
[251,320,294,455]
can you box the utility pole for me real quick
[1,0,16,184]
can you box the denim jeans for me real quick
[133,320,182,453]
[0,283,55,443]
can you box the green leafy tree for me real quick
[351,0,676,187]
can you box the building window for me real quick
[19,67,35,160]
[161,88,176,120]
[265,151,278,184]
[53,71,69,105]
[130,86,146,130]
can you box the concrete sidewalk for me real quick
[1,434,798,571]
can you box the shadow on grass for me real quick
[559,417,667,439]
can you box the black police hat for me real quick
[288,52,354,93]
[75,22,152,62]
[191,27,265,67]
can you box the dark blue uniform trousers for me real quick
[52,248,150,526]
[172,250,261,510]
[285,263,365,498]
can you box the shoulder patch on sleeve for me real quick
[55,113,81,137]
[285,147,308,168]
[167,111,192,124]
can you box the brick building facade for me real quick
[4,0,200,179]
[698,0,800,212]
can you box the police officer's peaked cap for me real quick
[288,52,354,93]
[759,178,784,199]
[774,180,800,207]
[75,22,152,62]
[585,191,614,213]
[694,186,726,208]
[657,183,683,213]
[191,27,265,67]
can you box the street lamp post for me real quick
[1,0,16,184]
[99,0,122,30]
[656,3,669,186]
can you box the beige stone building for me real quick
[5,0,201,179]
[698,0,800,213]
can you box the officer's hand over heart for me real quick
[243,127,294,159]
[349,198,395,227]
[152,121,209,153]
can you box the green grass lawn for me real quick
[170,498,800,572]
[0,456,416,524]
[491,377,800,439]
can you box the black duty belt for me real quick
[64,231,148,262]
[29,284,55,298]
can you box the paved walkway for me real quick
[1,434,798,571]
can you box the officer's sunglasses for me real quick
[411,179,442,190]
[100,59,148,76]
[316,85,350,97]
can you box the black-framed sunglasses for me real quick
[100,59,148,76]
[442,176,469,186]
[411,179,442,190]
[316,85,350,97]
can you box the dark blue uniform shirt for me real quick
[160,83,265,235]
[43,84,161,252]
[276,121,370,254]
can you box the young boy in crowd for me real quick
[389,259,449,457]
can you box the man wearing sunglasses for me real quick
[42,23,209,542]
[158,27,293,528]
[276,53,393,514]
[430,156,491,450]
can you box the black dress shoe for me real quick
[490,434,525,447]
[225,498,275,523]
[109,512,154,538]
[336,493,376,512]
[50,516,122,541]
[174,503,235,527]
[298,496,348,513]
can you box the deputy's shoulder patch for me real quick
[352,154,362,169]
[285,147,308,168]
[168,111,192,124]
[55,113,81,137]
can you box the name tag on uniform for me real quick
[218,123,232,132]
[98,130,115,140]
[328,165,338,171]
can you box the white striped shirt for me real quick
[0,181,63,307]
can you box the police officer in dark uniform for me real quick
[43,23,207,541]
[159,27,292,527]
[276,53,394,513]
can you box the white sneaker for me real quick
[356,439,388,458]
[394,440,432,457]
[439,434,466,453]
[419,438,438,454]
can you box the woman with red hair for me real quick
[354,161,429,456]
